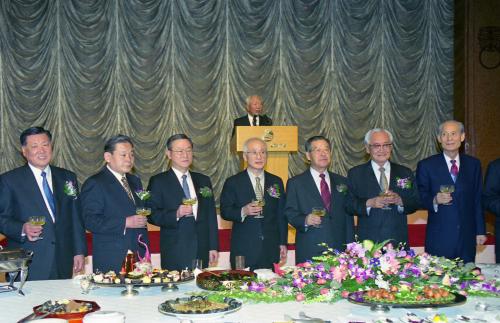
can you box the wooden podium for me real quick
[233,126,298,186]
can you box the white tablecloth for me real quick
[1,272,499,323]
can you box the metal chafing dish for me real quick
[0,245,33,295]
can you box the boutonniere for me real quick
[396,177,412,189]
[63,181,78,199]
[266,184,281,198]
[336,184,348,194]
[199,186,213,198]
[135,189,151,201]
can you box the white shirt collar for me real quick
[172,167,190,181]
[107,165,126,182]
[371,160,391,173]
[247,114,259,126]
[443,153,460,170]
[28,163,51,178]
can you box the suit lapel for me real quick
[364,162,381,193]
[305,171,325,209]
[21,165,55,222]
[438,154,455,184]
[51,167,63,220]
[103,167,135,207]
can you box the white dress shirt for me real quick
[241,170,265,222]
[28,163,55,222]
[172,167,198,219]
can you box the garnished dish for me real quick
[348,285,466,308]
[158,295,242,319]
[33,299,100,320]
[91,268,194,286]
[196,269,257,291]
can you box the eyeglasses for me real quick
[310,148,330,154]
[369,144,393,150]
[170,149,193,155]
[245,151,267,156]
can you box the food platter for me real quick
[92,275,194,288]
[196,269,257,291]
[32,299,100,320]
[91,269,194,288]
[158,296,242,320]
[347,291,466,309]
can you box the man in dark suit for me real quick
[0,127,86,280]
[220,138,287,270]
[232,95,273,136]
[81,135,149,273]
[346,128,420,247]
[483,158,500,263]
[416,120,486,263]
[148,134,219,270]
[285,136,354,264]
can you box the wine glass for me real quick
[379,190,393,210]
[439,185,455,206]
[182,197,197,217]
[28,216,46,241]
[311,207,326,228]
[136,207,151,217]
[252,198,265,219]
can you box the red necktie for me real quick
[319,173,331,212]
[450,160,459,182]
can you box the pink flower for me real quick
[273,263,285,276]
[356,277,364,284]
[332,266,347,283]
[320,288,329,295]
[317,278,327,285]
[296,293,305,301]
[341,290,350,298]
[477,274,485,281]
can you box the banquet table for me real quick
[1,266,500,323]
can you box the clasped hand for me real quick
[367,190,402,209]
[125,214,148,228]
[176,204,193,218]
[435,192,453,205]
[243,202,262,217]
[22,222,43,241]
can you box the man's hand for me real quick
[22,222,43,241]
[73,254,85,273]
[366,196,390,209]
[125,215,148,228]
[176,205,193,219]
[305,213,322,226]
[209,250,218,267]
[242,202,262,217]
[476,235,487,245]
[435,192,453,205]
[279,245,287,262]
[386,190,403,206]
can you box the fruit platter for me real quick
[196,269,257,291]
[158,295,242,319]
[348,285,466,309]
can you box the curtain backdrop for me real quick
[0,0,454,200]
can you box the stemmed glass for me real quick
[252,198,265,219]
[379,190,393,210]
[311,207,326,228]
[136,207,151,217]
[28,216,46,241]
[182,197,197,217]
[439,185,455,206]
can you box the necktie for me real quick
[450,160,459,182]
[121,175,135,203]
[41,171,56,218]
[252,115,258,126]
[319,173,331,212]
[379,167,389,192]
[255,176,264,200]
[182,174,191,198]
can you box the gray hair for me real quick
[437,120,464,136]
[246,95,263,107]
[243,137,267,152]
[364,128,394,145]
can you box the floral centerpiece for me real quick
[206,240,499,303]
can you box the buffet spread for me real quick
[1,240,499,322]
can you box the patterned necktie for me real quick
[319,173,331,212]
[41,171,56,217]
[121,175,135,203]
[450,160,459,182]
[379,167,389,192]
[255,176,264,200]
[182,174,191,198]
[252,115,258,126]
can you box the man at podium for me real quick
[232,95,273,136]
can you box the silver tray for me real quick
[158,296,242,320]
[347,291,466,309]
[92,275,194,288]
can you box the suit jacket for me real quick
[285,170,354,264]
[483,158,500,263]
[0,165,87,280]
[346,161,421,247]
[232,114,273,136]
[81,167,149,273]
[416,153,485,263]
[147,170,219,270]
[220,170,287,270]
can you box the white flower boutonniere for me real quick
[63,181,78,199]
[336,184,348,194]
[135,189,151,201]
[266,184,281,198]
[396,177,412,189]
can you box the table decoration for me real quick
[196,269,257,291]
[158,295,242,319]
[202,240,499,304]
